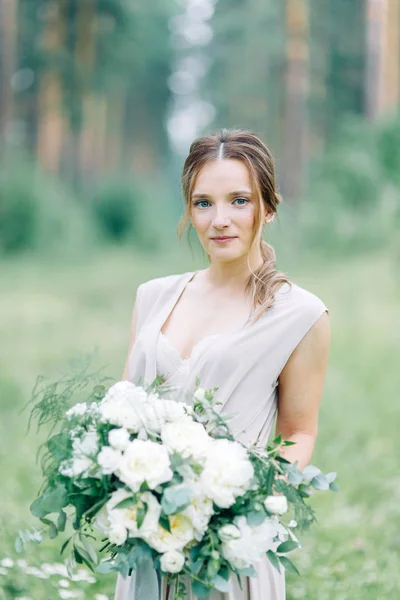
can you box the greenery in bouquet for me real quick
[18,362,339,599]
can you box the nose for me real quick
[211,209,231,229]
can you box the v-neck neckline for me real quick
[157,270,256,362]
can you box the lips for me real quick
[211,236,237,240]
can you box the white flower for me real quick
[145,514,194,553]
[105,489,161,538]
[193,388,206,402]
[97,447,122,475]
[99,381,148,432]
[199,439,254,508]
[289,520,297,528]
[161,417,210,460]
[72,430,99,457]
[65,403,87,419]
[118,439,173,492]
[108,428,130,451]
[143,399,186,432]
[264,495,288,515]
[108,523,128,546]
[218,524,241,542]
[160,550,185,573]
[1,557,14,567]
[221,516,278,570]
[59,456,92,477]
[181,480,214,541]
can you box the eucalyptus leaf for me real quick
[329,481,340,492]
[266,550,281,573]
[57,510,67,532]
[311,473,330,490]
[325,472,337,483]
[301,465,321,481]
[48,523,58,539]
[192,580,212,598]
[237,565,257,577]
[277,540,299,553]
[246,509,266,526]
[279,555,300,575]
[213,574,230,592]
[80,535,98,564]
[161,486,191,515]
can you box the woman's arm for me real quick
[275,311,330,471]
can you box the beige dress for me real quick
[114,270,329,600]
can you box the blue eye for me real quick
[234,197,249,206]
[194,200,211,208]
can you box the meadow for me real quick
[0,246,398,599]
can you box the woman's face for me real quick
[190,159,268,263]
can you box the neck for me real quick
[205,251,264,290]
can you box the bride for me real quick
[114,128,330,599]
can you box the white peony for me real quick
[108,428,130,451]
[218,524,241,543]
[72,430,99,457]
[108,523,128,546]
[181,480,214,541]
[264,495,288,515]
[99,382,148,432]
[118,439,173,492]
[161,417,210,460]
[221,515,279,570]
[142,399,187,433]
[65,403,87,419]
[97,446,122,475]
[193,388,206,402]
[145,514,194,553]
[60,456,92,477]
[107,489,161,538]
[199,439,254,508]
[160,550,185,573]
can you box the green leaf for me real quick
[246,510,266,526]
[61,537,71,555]
[325,472,337,483]
[275,456,291,464]
[15,536,23,553]
[213,574,230,592]
[282,440,296,446]
[57,510,67,532]
[329,481,340,492]
[272,434,282,445]
[192,580,212,598]
[279,555,300,575]
[80,535,98,565]
[74,545,95,572]
[30,485,68,518]
[47,432,71,460]
[311,473,330,491]
[161,486,191,515]
[49,523,58,539]
[266,550,281,574]
[136,501,148,529]
[96,560,116,574]
[159,514,171,533]
[114,496,137,510]
[237,565,257,577]
[277,540,299,553]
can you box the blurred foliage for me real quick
[0,152,95,256]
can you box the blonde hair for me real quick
[177,128,291,322]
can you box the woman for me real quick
[114,129,330,599]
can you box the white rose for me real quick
[108,523,127,546]
[97,446,122,475]
[145,514,194,553]
[199,439,254,508]
[221,516,278,570]
[108,428,130,451]
[181,480,214,541]
[218,524,241,542]
[107,489,161,538]
[60,456,92,477]
[193,388,206,402]
[264,495,288,515]
[72,430,99,457]
[161,417,210,460]
[99,382,149,432]
[160,551,185,573]
[66,403,87,418]
[118,439,173,492]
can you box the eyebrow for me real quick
[191,190,253,198]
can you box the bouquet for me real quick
[19,366,338,599]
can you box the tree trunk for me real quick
[282,0,309,201]
[0,0,17,144]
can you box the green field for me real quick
[0,248,398,599]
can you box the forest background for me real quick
[0,0,399,599]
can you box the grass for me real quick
[0,246,398,599]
